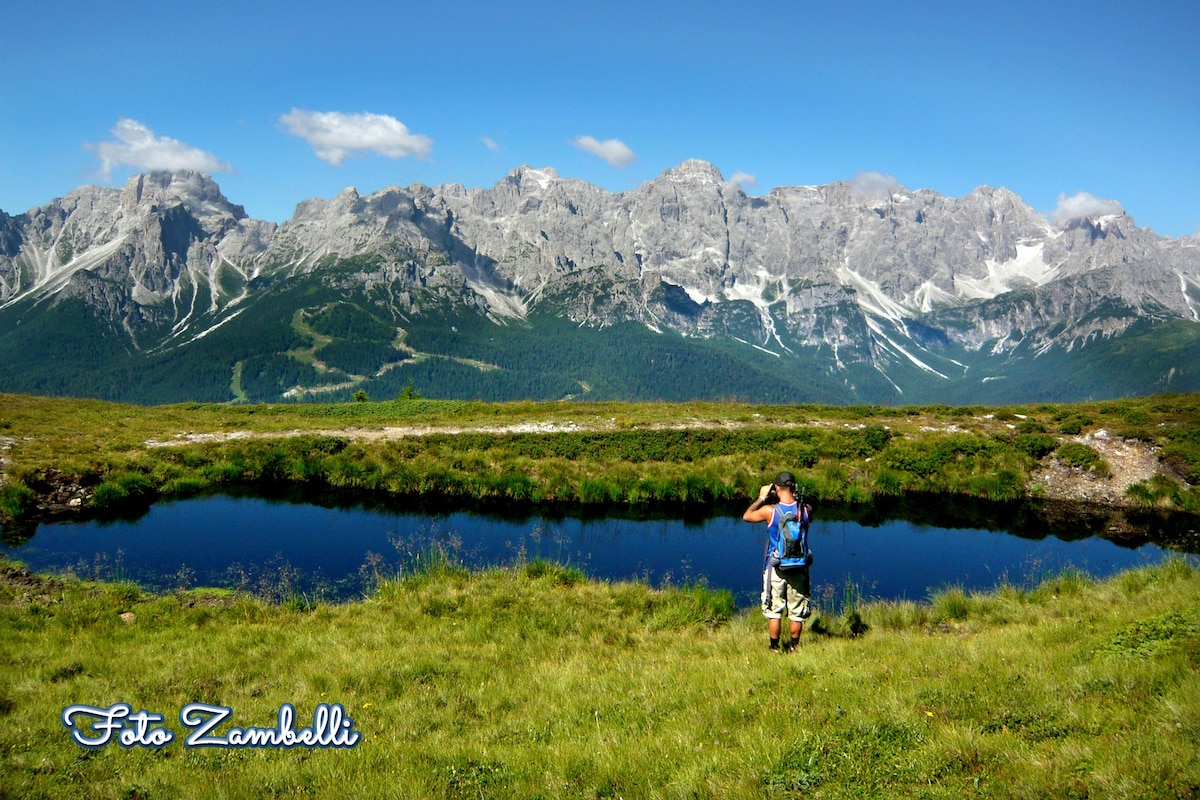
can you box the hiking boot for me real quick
[783,641,798,654]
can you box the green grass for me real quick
[1056,441,1111,477]
[2,393,1200,793]
[1,556,1198,798]
[3,392,1200,522]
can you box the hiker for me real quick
[743,471,812,652]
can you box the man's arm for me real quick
[742,483,775,523]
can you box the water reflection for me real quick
[1,492,1195,607]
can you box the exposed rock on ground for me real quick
[1031,431,1163,506]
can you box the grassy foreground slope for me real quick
[1,556,1198,798]
[2,392,1199,522]
[1,393,1199,796]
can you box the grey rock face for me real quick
[2,163,1198,383]
[0,172,274,345]
[409,162,1199,361]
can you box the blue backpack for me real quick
[773,503,813,572]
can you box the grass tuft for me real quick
[0,482,35,518]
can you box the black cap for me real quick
[774,471,797,489]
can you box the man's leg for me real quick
[763,568,783,649]
[783,570,810,652]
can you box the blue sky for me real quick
[3,1,1198,237]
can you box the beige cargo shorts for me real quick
[761,566,812,622]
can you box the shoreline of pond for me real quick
[3,487,1196,609]
[0,528,1193,613]
[4,393,1199,542]
[6,481,1199,554]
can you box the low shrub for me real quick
[1056,442,1110,476]
[1012,433,1058,460]
[0,481,35,519]
[969,469,1024,501]
[91,472,155,507]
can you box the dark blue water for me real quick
[1,495,1187,607]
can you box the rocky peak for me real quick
[0,210,23,258]
[813,181,860,208]
[503,166,562,192]
[660,160,724,185]
[1059,212,1133,238]
[120,171,246,223]
[291,186,364,224]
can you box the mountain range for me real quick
[1,163,1197,405]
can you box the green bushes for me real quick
[1013,433,1058,459]
[880,433,998,479]
[874,468,905,496]
[10,423,1052,514]
[1163,425,1200,484]
[1122,409,1152,426]
[1097,609,1200,659]
[91,471,154,507]
[4,393,1198,520]
[1056,442,1110,476]
[1052,408,1093,435]
[836,423,893,457]
[968,469,1024,501]
[0,481,34,519]
[881,440,942,477]
[447,428,811,464]
[1126,475,1183,507]
[1125,475,1200,513]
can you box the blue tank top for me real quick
[764,501,798,570]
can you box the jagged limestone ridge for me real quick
[1,163,1197,372]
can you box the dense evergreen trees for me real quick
[2,269,1195,406]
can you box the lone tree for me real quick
[397,378,420,401]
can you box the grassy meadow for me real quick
[2,392,1199,521]
[2,554,1199,798]
[2,392,1200,796]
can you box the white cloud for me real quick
[570,135,635,168]
[1052,191,1124,224]
[849,171,901,201]
[87,118,232,179]
[481,136,500,153]
[728,170,756,189]
[279,109,433,165]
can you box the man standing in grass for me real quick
[743,471,811,652]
